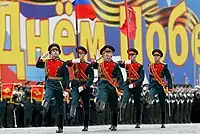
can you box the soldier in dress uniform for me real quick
[0,82,6,128]
[187,84,193,123]
[191,86,200,123]
[170,85,176,123]
[93,45,124,131]
[66,46,94,131]
[182,85,189,123]
[36,43,70,133]
[23,81,34,127]
[148,49,172,128]
[178,84,184,123]
[118,48,144,128]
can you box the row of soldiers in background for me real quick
[1,82,200,128]
[0,81,45,128]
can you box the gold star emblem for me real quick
[33,89,42,96]
[3,87,11,94]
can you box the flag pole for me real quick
[74,1,81,86]
[125,0,130,60]
[0,83,2,102]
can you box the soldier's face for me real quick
[25,84,31,89]
[102,49,113,61]
[130,54,137,60]
[78,52,86,59]
[51,49,60,58]
[154,54,161,62]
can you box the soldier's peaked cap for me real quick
[152,49,163,57]
[48,43,61,54]
[25,81,31,85]
[127,48,138,55]
[100,45,115,55]
[75,46,87,54]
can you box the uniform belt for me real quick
[100,77,107,80]
[127,77,138,80]
[74,78,86,82]
[48,76,63,80]
[152,78,164,81]
[100,77,117,81]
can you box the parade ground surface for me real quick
[0,124,200,134]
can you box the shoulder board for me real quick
[135,61,142,66]
[45,58,51,61]
[160,62,166,65]
[59,59,64,62]
[148,63,153,66]
[84,61,90,64]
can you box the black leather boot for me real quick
[82,126,88,131]
[110,126,117,131]
[161,124,165,128]
[135,124,140,128]
[56,127,63,133]
[109,125,113,130]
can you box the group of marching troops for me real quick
[1,43,200,133]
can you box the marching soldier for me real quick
[148,49,172,128]
[36,43,70,133]
[118,48,144,128]
[93,45,124,131]
[66,46,94,131]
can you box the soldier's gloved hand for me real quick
[41,51,49,60]
[167,89,172,93]
[72,58,81,63]
[63,91,69,97]
[78,86,84,93]
[129,84,134,88]
[125,60,131,64]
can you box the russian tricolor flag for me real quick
[72,0,96,20]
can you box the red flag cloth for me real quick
[31,85,44,102]
[1,83,14,100]
[73,0,96,20]
[120,1,137,40]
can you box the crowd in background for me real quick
[1,81,200,128]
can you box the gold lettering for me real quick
[0,2,25,80]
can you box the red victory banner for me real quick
[31,85,44,102]
[1,83,14,101]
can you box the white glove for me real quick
[63,91,69,97]
[129,84,134,88]
[72,58,81,63]
[125,60,131,64]
[78,86,84,93]
[41,51,49,60]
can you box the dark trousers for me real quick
[0,107,5,127]
[122,85,142,124]
[149,87,166,124]
[6,103,14,128]
[107,90,118,127]
[71,86,90,127]
[96,84,118,127]
[44,80,64,129]
[24,99,33,127]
